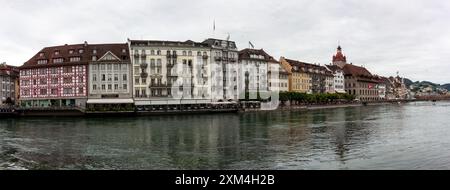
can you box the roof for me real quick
[238,48,278,63]
[129,39,210,48]
[0,63,19,76]
[325,65,343,72]
[342,64,372,77]
[284,58,334,76]
[202,38,238,49]
[20,42,130,69]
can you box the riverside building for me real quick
[19,42,90,108]
[0,63,19,105]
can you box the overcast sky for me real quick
[1,0,449,83]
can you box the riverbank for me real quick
[0,99,427,117]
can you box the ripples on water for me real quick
[1,101,450,170]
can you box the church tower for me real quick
[332,46,347,68]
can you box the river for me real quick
[1,101,450,170]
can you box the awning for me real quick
[87,99,134,104]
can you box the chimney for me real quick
[84,41,88,46]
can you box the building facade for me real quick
[203,38,239,101]
[129,40,212,107]
[280,57,311,93]
[0,63,19,105]
[86,43,133,111]
[19,43,90,108]
[238,48,272,98]
[280,57,333,94]
[268,60,289,92]
[326,65,346,93]
[332,46,382,101]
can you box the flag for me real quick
[249,41,255,49]
[227,33,230,41]
[213,20,216,31]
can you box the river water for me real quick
[1,101,450,170]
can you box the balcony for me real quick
[140,63,148,69]
[149,83,168,88]
[140,72,148,79]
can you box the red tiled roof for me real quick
[342,64,372,77]
[239,48,278,63]
[20,42,130,69]
[284,58,333,76]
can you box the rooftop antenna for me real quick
[213,19,216,38]
[249,41,255,49]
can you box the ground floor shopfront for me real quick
[20,99,86,108]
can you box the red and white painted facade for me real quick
[19,43,91,107]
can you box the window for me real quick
[38,60,48,64]
[183,51,187,56]
[122,49,126,53]
[70,57,81,62]
[50,68,57,74]
[92,56,97,61]
[123,74,127,81]
[157,50,161,55]
[53,58,63,63]
[63,67,72,73]
[93,74,97,81]
[114,84,118,90]
[39,52,45,57]
[78,87,83,94]
[108,84,112,90]
[114,64,119,71]
[63,88,73,95]
[108,74,112,81]
[69,50,74,54]
[123,84,127,90]
[142,78,146,84]
[51,89,57,95]
[79,77,84,83]
[40,89,47,95]
[93,49,97,54]
[107,64,112,70]
[151,50,155,55]
[39,69,46,75]
[102,74,106,81]
[79,49,84,54]
[63,77,72,84]
[93,85,97,90]
[54,51,60,55]
[102,85,106,90]
[40,78,47,85]
[114,74,118,81]
[135,77,140,84]
[101,65,106,70]
[188,51,192,56]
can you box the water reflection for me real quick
[1,102,450,170]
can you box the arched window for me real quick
[157,50,161,55]
[197,52,202,56]
[151,50,155,55]
[188,51,192,56]
[182,51,187,56]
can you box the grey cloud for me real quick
[0,0,449,83]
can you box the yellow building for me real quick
[280,57,311,93]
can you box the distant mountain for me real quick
[403,78,414,88]
[441,84,450,91]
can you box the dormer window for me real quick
[54,51,60,55]
[69,50,74,54]
[39,52,45,57]
[70,57,81,62]
[92,56,97,61]
[93,49,97,54]
[53,58,64,63]
[37,60,48,64]
[122,49,126,53]
[79,49,84,54]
